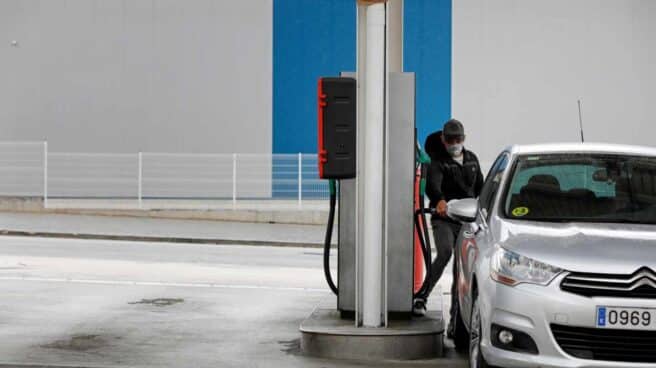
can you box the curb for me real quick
[0,230,327,249]
[0,365,112,368]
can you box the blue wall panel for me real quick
[272,0,451,198]
[273,0,356,154]
[404,0,452,147]
[274,0,452,153]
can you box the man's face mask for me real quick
[447,143,463,157]
[444,135,464,157]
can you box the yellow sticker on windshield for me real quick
[512,207,529,217]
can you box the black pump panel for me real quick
[318,77,356,179]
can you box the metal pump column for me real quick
[360,1,386,328]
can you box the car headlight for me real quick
[490,247,562,286]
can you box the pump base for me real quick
[300,308,444,360]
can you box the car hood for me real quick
[498,220,656,274]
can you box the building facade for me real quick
[2,0,655,170]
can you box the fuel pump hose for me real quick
[414,145,434,299]
[324,179,339,295]
[323,159,434,298]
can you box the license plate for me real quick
[597,306,656,330]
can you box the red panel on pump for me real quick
[317,79,327,179]
[317,77,356,179]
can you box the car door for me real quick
[457,152,510,327]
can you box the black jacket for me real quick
[424,131,484,210]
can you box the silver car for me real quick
[446,143,656,368]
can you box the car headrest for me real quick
[630,165,656,203]
[566,188,596,200]
[525,174,561,191]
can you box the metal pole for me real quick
[298,153,302,209]
[361,2,386,328]
[232,153,237,209]
[43,141,48,208]
[138,152,143,209]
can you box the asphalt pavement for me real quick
[0,235,466,368]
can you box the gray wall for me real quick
[1,0,272,154]
[453,0,656,170]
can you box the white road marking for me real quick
[0,276,330,293]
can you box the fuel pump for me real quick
[301,2,444,359]
[317,76,434,301]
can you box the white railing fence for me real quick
[0,142,329,211]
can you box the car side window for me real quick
[478,153,509,218]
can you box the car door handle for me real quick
[464,223,483,238]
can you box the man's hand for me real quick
[436,199,448,218]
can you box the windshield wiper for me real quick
[509,217,571,223]
[599,218,656,225]
[510,217,655,225]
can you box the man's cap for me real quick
[443,119,465,138]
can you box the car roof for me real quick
[504,142,656,157]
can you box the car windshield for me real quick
[503,153,656,224]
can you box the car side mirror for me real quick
[447,198,479,223]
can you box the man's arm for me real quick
[427,160,448,217]
[427,160,445,202]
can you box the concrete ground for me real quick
[0,235,467,368]
[0,197,330,225]
[0,212,332,247]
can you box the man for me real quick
[414,119,484,338]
